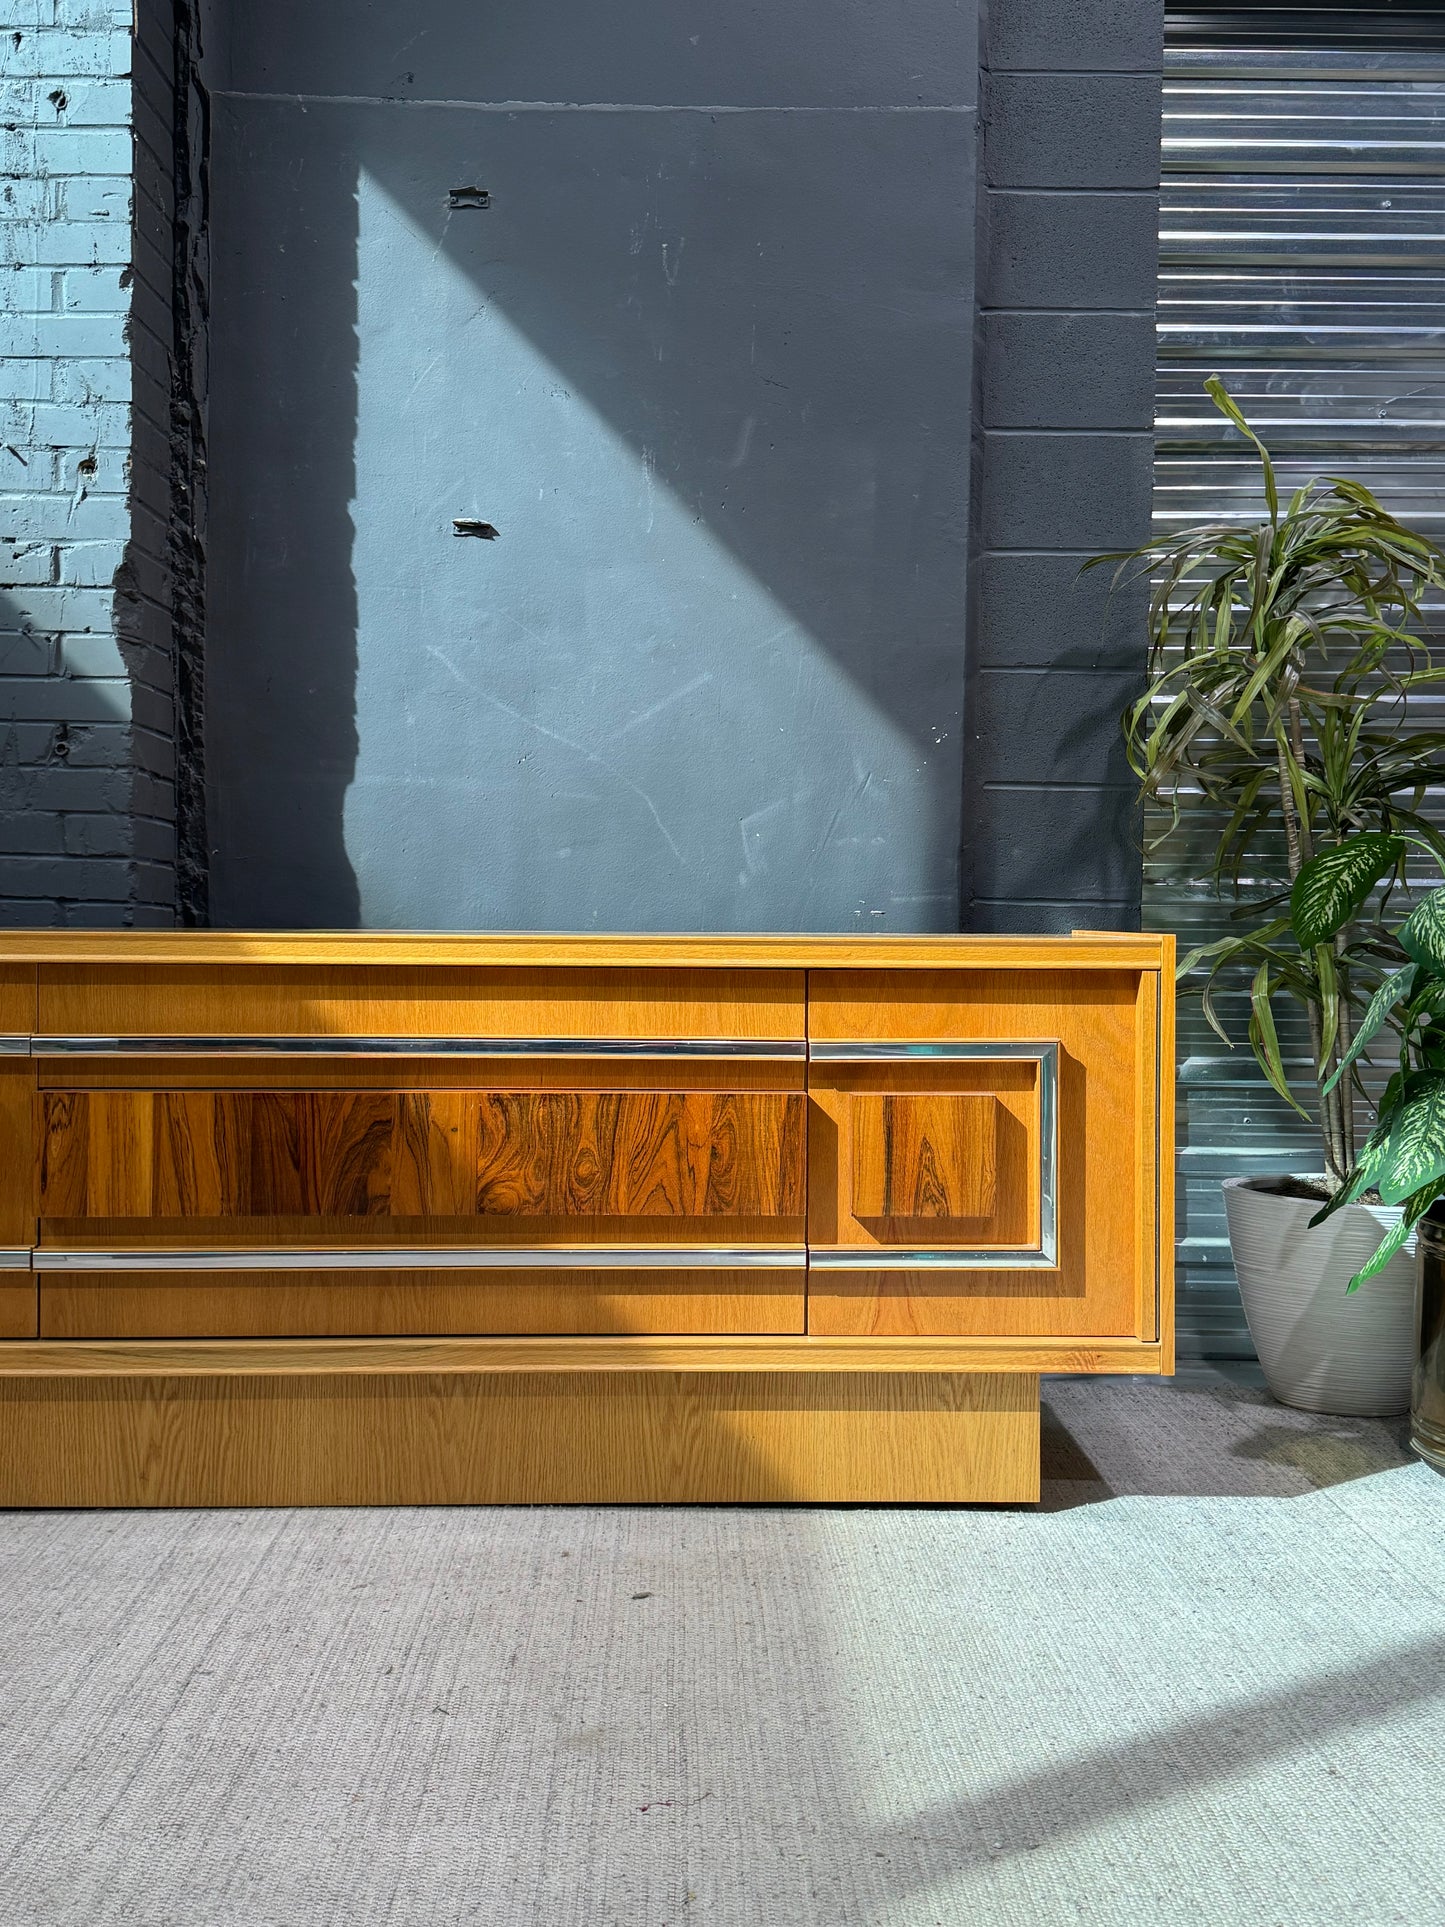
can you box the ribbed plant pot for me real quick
[1223,1175,1419,1417]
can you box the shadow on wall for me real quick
[204,24,977,931]
[0,584,135,925]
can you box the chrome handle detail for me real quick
[0,1036,28,1056]
[810,1248,1059,1272]
[0,1248,33,1271]
[807,1039,1057,1062]
[30,1034,805,1060]
[33,1245,807,1273]
[812,1039,1059,1266]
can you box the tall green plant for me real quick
[1096,378,1445,1189]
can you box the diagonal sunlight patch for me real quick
[346,168,942,932]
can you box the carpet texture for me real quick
[0,1372,1439,1926]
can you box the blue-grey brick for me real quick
[16,401,129,444]
[968,897,1141,934]
[1,856,136,898]
[1,488,129,541]
[985,190,1160,310]
[985,74,1164,188]
[0,179,51,221]
[0,673,129,719]
[22,766,131,810]
[57,631,125,675]
[42,78,130,125]
[980,431,1155,550]
[0,267,50,312]
[0,542,57,585]
[63,811,135,856]
[50,358,129,405]
[59,266,127,311]
[0,812,64,853]
[0,311,125,359]
[984,312,1157,430]
[34,127,131,174]
[970,783,1142,904]
[8,586,113,629]
[0,630,55,674]
[970,668,1140,785]
[54,176,127,221]
[54,2,133,27]
[56,539,124,585]
[6,31,130,79]
[986,0,1164,73]
[976,551,1151,670]
[29,218,130,270]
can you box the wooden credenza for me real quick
[0,931,1174,1505]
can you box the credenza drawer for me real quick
[37,1088,807,1228]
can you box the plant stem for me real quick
[1275,725,1346,1184]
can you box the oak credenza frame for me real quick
[0,931,1174,1505]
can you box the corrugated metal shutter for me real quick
[1150,5,1445,1357]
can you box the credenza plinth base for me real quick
[0,1370,1041,1506]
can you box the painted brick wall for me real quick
[0,0,176,926]
[962,0,1164,932]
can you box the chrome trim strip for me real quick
[31,1034,806,1059]
[810,1248,1060,1271]
[33,1246,807,1273]
[0,1249,33,1271]
[811,1039,1059,1268]
[0,1036,29,1056]
[808,1038,1057,1062]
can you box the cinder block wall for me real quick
[0,0,177,926]
[963,0,1164,932]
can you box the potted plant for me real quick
[1101,379,1445,1415]
[1313,887,1445,1456]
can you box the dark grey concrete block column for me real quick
[963,0,1164,934]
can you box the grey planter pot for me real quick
[1223,1175,1419,1417]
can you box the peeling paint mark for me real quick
[452,518,499,539]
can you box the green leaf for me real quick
[1375,1072,1445,1205]
[1248,961,1309,1117]
[1321,962,1417,1095]
[1290,834,1404,948]
[1399,892,1445,974]
[1346,1190,1436,1294]
[1208,376,1279,522]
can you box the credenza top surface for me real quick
[0,931,1171,970]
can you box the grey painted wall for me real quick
[199,0,1164,934]
[203,2,981,930]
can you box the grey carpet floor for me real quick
[0,1371,1440,1927]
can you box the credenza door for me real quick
[806,968,1164,1340]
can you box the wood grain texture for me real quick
[38,1090,806,1222]
[40,1270,805,1339]
[38,964,805,1041]
[0,964,36,1034]
[852,1093,998,1220]
[808,968,1155,1338]
[10,933,1168,968]
[0,1334,1167,1376]
[0,1061,36,1245]
[0,1279,37,1340]
[0,1370,1041,1505]
[808,1065,1038,1255]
